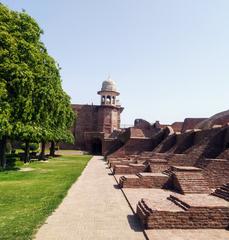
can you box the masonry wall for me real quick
[108,138,154,158]
[71,104,99,149]
[138,206,229,229]
[97,106,122,136]
[154,134,177,153]
[195,158,229,188]
[181,118,207,132]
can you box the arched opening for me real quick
[91,138,102,155]
[106,96,111,104]
[226,142,229,149]
[102,96,105,104]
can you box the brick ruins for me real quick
[64,79,229,232]
[106,110,229,231]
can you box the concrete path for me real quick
[35,156,145,240]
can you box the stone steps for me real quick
[212,183,229,201]
[113,163,146,174]
[119,175,143,188]
[148,159,168,173]
[175,177,211,194]
[172,169,211,194]
[119,173,169,188]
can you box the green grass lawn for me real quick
[0,154,91,240]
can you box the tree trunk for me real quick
[39,141,46,160]
[24,141,30,163]
[50,141,55,157]
[0,136,7,169]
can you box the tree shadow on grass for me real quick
[0,155,20,171]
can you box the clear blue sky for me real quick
[2,0,229,125]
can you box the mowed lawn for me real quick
[0,154,91,240]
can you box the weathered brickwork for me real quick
[212,183,229,201]
[113,163,146,175]
[105,110,229,232]
[169,166,211,194]
[137,195,229,229]
[196,159,229,188]
[119,173,169,188]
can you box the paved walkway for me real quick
[35,156,145,240]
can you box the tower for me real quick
[97,76,123,136]
[61,76,124,155]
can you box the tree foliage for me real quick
[0,4,74,167]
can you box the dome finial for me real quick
[107,73,111,81]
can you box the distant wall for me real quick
[181,118,207,132]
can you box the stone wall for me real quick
[119,173,169,188]
[196,158,229,188]
[108,138,154,158]
[153,134,177,153]
[137,196,229,229]
[181,118,207,132]
[170,122,184,132]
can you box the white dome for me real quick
[101,76,117,92]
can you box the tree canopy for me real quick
[0,3,74,167]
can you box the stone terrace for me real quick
[119,188,229,239]
[137,194,229,229]
[107,131,229,238]
[104,113,229,239]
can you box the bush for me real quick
[30,143,39,151]
[20,143,39,152]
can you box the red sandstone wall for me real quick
[107,126,173,158]
[97,106,123,135]
[196,159,229,188]
[71,104,99,149]
[108,138,154,158]
[61,103,123,152]
[138,205,229,229]
[171,122,183,132]
[153,134,177,153]
[181,118,207,132]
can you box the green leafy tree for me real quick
[0,4,74,166]
[48,91,75,157]
[0,4,45,164]
[0,82,11,168]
